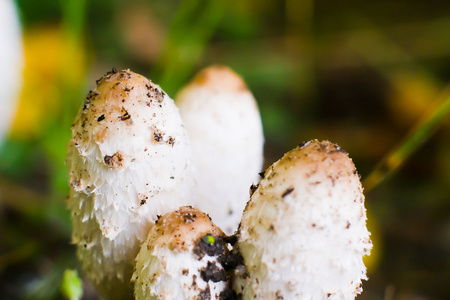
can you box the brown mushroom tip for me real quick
[275,139,354,175]
[73,67,169,153]
[96,68,136,85]
[149,206,224,252]
[191,65,248,93]
[93,67,165,97]
[298,139,348,156]
[93,68,163,101]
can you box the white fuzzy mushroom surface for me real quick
[176,65,264,234]
[133,206,233,300]
[234,140,372,300]
[0,0,23,142]
[66,69,193,299]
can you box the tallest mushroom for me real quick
[66,69,193,299]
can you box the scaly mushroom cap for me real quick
[176,65,264,234]
[133,206,231,300]
[234,140,372,300]
[66,69,193,299]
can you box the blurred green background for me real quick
[1,0,450,299]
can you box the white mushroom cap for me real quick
[234,140,372,300]
[176,65,264,234]
[66,69,193,299]
[0,0,23,142]
[133,206,232,300]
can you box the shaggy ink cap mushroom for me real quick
[234,140,372,300]
[133,206,235,300]
[66,69,193,299]
[176,65,264,235]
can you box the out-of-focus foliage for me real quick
[11,25,86,139]
[1,0,450,299]
[60,269,83,300]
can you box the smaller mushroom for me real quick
[234,140,372,299]
[133,206,234,300]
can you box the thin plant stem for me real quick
[60,0,88,117]
[0,176,48,220]
[0,241,39,272]
[363,86,450,191]
[41,0,88,231]
[152,0,226,95]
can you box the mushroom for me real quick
[0,0,23,142]
[66,69,193,299]
[233,140,372,299]
[133,206,233,300]
[176,65,264,234]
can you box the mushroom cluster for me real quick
[67,67,371,300]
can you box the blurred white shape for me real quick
[0,0,23,142]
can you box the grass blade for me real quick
[363,86,450,191]
[152,0,226,95]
